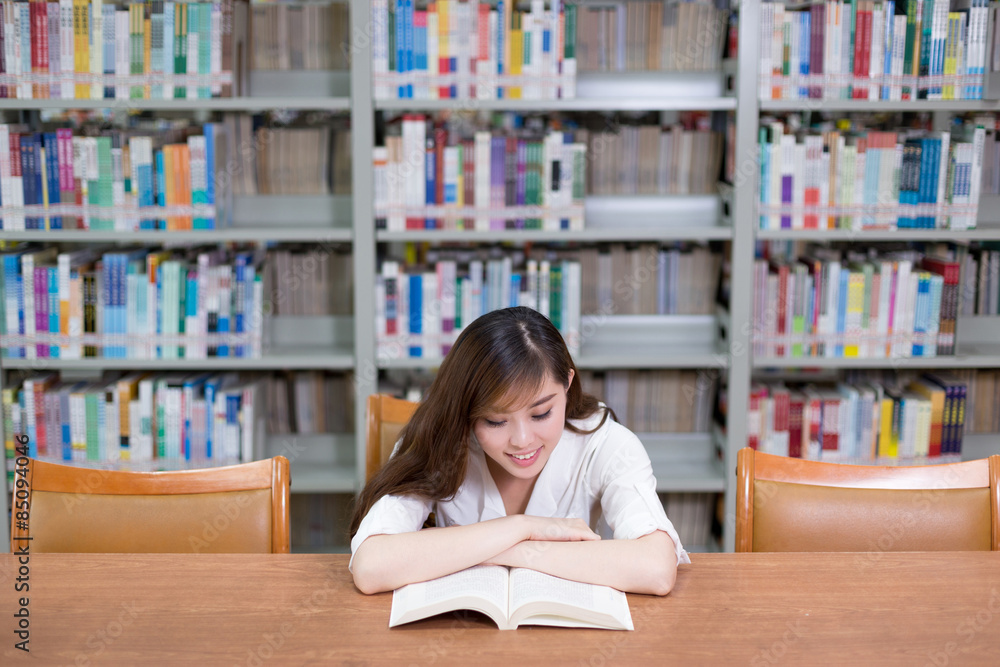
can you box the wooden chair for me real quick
[366,394,418,482]
[12,456,290,553]
[736,447,1000,553]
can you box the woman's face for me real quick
[473,370,573,484]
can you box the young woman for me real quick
[349,306,689,596]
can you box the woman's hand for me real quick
[522,516,601,542]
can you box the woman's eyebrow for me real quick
[528,393,557,409]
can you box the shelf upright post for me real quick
[1,357,7,551]
[724,0,762,552]
[350,0,377,490]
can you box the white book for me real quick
[210,3,222,96]
[59,0,74,99]
[427,6,439,100]
[90,0,103,99]
[967,126,986,230]
[474,131,491,230]
[390,565,633,631]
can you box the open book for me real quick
[389,565,633,630]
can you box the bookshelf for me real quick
[2,0,996,556]
[731,0,1000,550]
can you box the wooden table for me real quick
[2,552,999,665]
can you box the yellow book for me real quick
[145,17,153,99]
[2,388,14,461]
[74,0,90,98]
[438,0,448,97]
[943,13,959,100]
[877,395,894,458]
[509,28,523,99]
[844,270,864,357]
[910,379,945,457]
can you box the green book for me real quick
[564,4,576,59]
[85,390,100,461]
[175,3,187,99]
[198,3,211,99]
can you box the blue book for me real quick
[203,124,218,227]
[916,138,934,227]
[2,253,24,358]
[19,137,35,229]
[928,138,940,228]
[182,373,211,460]
[799,12,811,99]
[405,0,414,98]
[186,270,198,359]
[425,137,436,229]
[42,133,62,230]
[882,1,895,100]
[497,0,506,98]
[836,268,849,357]
[409,273,422,357]
[155,150,167,230]
[911,273,930,356]
[396,0,406,97]
[31,136,45,229]
[233,254,249,358]
[103,5,115,98]
[47,266,59,358]
[225,391,241,458]
[59,385,73,461]
[217,267,230,358]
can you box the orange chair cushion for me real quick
[29,489,273,553]
[753,480,992,552]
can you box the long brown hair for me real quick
[349,306,609,537]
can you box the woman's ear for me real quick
[566,368,575,389]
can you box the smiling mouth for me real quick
[507,448,541,466]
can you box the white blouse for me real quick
[350,408,692,570]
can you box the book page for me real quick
[508,568,634,630]
[389,565,510,628]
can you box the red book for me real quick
[434,126,446,228]
[770,260,790,356]
[921,257,960,355]
[821,394,840,452]
[462,138,474,229]
[748,384,769,450]
[788,391,804,458]
[37,1,49,99]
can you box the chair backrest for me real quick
[735,448,1000,553]
[12,456,291,553]
[366,394,418,482]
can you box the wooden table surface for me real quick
[2,551,1000,665]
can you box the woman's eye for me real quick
[485,419,506,428]
[532,409,553,421]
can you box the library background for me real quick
[1,0,999,554]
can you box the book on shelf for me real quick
[1,370,263,471]
[0,121,231,231]
[757,121,986,231]
[759,0,998,101]
[0,0,249,100]
[747,371,969,461]
[575,1,728,73]
[250,1,349,71]
[389,565,634,631]
[376,249,580,359]
[371,0,578,100]
[223,113,352,197]
[375,114,585,232]
[0,245,264,360]
[580,369,718,433]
